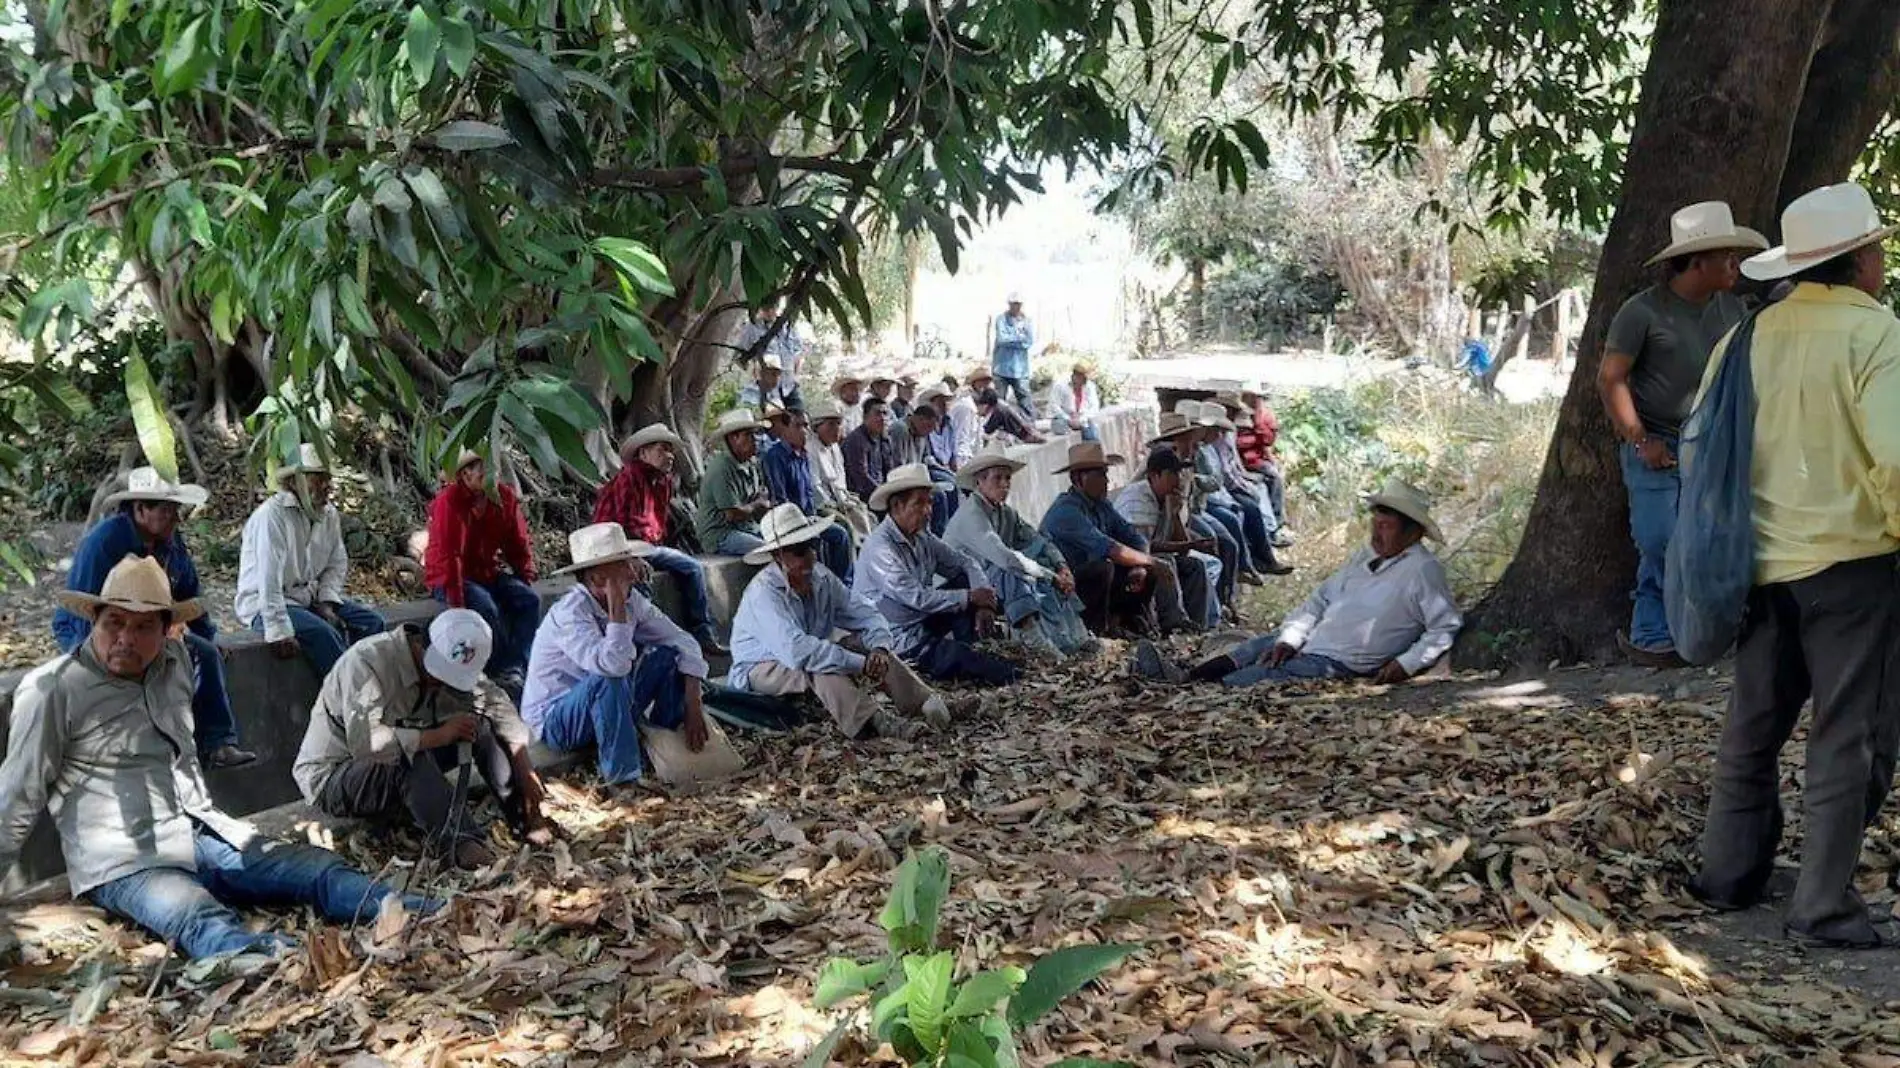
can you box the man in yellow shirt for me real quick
[1690,182,1900,949]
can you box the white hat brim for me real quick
[104,483,210,509]
[1741,224,1900,281]
[58,590,205,624]
[869,476,938,510]
[422,645,483,692]
[1364,492,1445,543]
[743,514,836,564]
[955,455,1026,490]
[1645,226,1771,267]
[552,543,654,576]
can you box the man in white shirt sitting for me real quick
[1135,479,1462,686]
[1047,363,1103,440]
[235,443,387,677]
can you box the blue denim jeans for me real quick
[716,531,766,556]
[1619,438,1680,650]
[87,828,439,959]
[434,577,540,676]
[181,632,242,755]
[249,600,387,679]
[1189,515,1239,606]
[928,470,959,536]
[1179,550,1223,628]
[817,523,854,583]
[532,646,686,784]
[996,375,1036,417]
[1220,632,1357,687]
[641,547,714,635]
[1202,501,1254,574]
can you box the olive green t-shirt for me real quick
[1605,285,1746,437]
[695,448,765,549]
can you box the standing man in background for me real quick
[1597,202,1766,667]
[738,298,806,384]
[988,292,1037,417]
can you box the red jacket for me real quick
[592,461,672,544]
[1235,400,1280,469]
[425,481,536,603]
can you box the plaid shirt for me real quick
[593,461,673,544]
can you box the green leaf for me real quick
[154,15,212,97]
[207,1029,238,1051]
[879,847,950,954]
[498,392,562,477]
[441,16,477,76]
[799,1019,849,1068]
[871,983,911,1042]
[945,1022,1000,1068]
[977,1014,1020,1068]
[427,120,516,151]
[1006,944,1138,1029]
[595,236,674,296]
[405,5,440,84]
[125,351,179,484]
[947,967,1025,1018]
[403,166,463,241]
[814,956,893,1009]
[904,952,953,1056]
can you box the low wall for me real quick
[1008,404,1154,523]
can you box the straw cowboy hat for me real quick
[104,466,209,510]
[956,442,1027,490]
[869,463,938,510]
[1182,399,1232,432]
[274,443,329,481]
[743,503,837,565]
[623,423,683,454]
[59,554,205,624]
[554,522,654,576]
[806,397,845,424]
[1146,411,1197,446]
[1053,441,1124,474]
[914,384,952,408]
[1645,201,1770,267]
[1363,478,1444,543]
[708,408,769,442]
[1742,182,1900,281]
[1213,390,1244,411]
[831,372,864,391]
[965,365,995,385]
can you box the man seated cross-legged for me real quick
[0,557,437,960]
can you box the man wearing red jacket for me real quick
[592,423,725,656]
[1233,386,1292,544]
[426,452,541,695]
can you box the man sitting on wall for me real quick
[593,423,726,655]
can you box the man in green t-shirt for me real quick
[1596,202,1767,666]
[695,408,773,556]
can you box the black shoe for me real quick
[203,744,259,769]
[1258,561,1295,577]
[1685,880,1756,913]
[695,631,730,658]
[1188,654,1239,683]
[1131,640,1186,683]
[1785,924,1883,950]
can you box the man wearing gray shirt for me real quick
[1597,202,1766,666]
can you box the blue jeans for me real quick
[642,547,714,635]
[87,828,438,960]
[249,600,387,679]
[434,577,540,676]
[716,531,766,556]
[1220,633,1356,687]
[180,632,242,755]
[817,523,854,582]
[1177,550,1223,628]
[996,374,1036,417]
[1620,439,1680,650]
[1202,501,1255,574]
[928,471,959,536]
[1189,515,1239,606]
[533,646,687,784]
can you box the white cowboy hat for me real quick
[831,372,864,391]
[104,466,210,510]
[708,408,770,441]
[743,503,837,565]
[914,384,952,408]
[422,608,492,693]
[554,522,655,576]
[452,449,484,473]
[1179,400,1230,432]
[965,365,995,385]
[869,463,938,510]
[1743,183,1900,281]
[623,423,683,454]
[1005,291,1024,303]
[956,442,1026,490]
[1146,411,1198,446]
[805,397,845,424]
[275,443,329,482]
[1363,478,1444,543]
[1053,441,1125,474]
[59,554,204,624]
[1645,201,1770,267]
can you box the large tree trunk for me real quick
[1458,0,1842,667]
[1775,0,1900,212]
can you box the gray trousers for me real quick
[1694,552,1900,942]
[315,719,520,849]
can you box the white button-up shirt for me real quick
[519,585,708,732]
[235,491,349,642]
[1047,379,1102,427]
[1281,545,1462,675]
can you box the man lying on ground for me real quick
[521,523,743,788]
[728,504,950,740]
[295,608,555,871]
[0,557,436,960]
[1134,478,1461,686]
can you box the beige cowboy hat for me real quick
[831,372,864,391]
[708,408,769,442]
[59,554,204,624]
[1743,182,1900,281]
[743,503,837,565]
[274,443,329,481]
[554,522,655,576]
[452,449,484,474]
[1053,441,1124,474]
[805,397,845,424]
[623,423,683,454]
[1363,477,1444,543]
[956,442,1027,490]
[965,365,995,386]
[1182,400,1232,432]
[1213,390,1244,411]
[104,466,210,510]
[914,384,952,408]
[868,463,938,510]
[1146,411,1198,446]
[1645,201,1770,267]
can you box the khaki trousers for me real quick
[747,649,936,737]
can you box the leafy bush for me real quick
[1198,257,1346,347]
[806,847,1136,1068]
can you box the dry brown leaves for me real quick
[3,653,1900,1066]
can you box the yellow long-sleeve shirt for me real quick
[1696,282,1900,584]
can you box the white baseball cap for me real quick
[423,608,493,692]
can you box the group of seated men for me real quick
[0,378,1461,961]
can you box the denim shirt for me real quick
[727,563,895,686]
[54,514,213,653]
[1039,488,1148,570]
